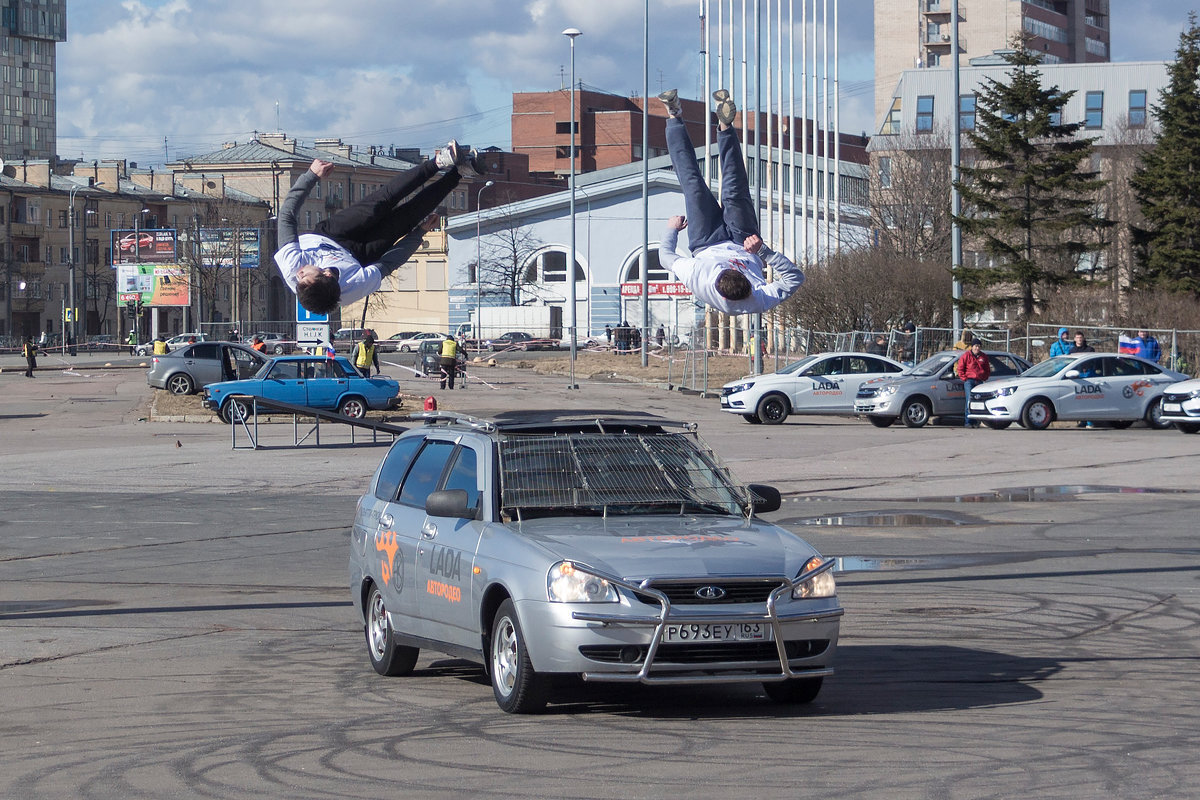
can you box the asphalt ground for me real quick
[2,353,1199,799]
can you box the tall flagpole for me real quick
[833,0,840,252]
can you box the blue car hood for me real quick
[509,515,817,582]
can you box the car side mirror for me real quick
[426,489,475,519]
[1064,369,1081,379]
[747,483,782,515]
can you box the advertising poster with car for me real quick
[111,229,178,264]
[117,264,191,307]
[199,228,261,269]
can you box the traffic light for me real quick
[126,300,137,319]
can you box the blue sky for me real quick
[57,1,1199,167]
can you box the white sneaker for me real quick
[657,88,682,118]
[435,140,459,169]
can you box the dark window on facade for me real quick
[1085,91,1104,129]
[959,94,976,131]
[916,95,934,132]
[1129,90,1147,127]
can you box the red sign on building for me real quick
[619,281,691,297]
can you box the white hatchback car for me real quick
[1157,377,1200,434]
[721,351,906,424]
[968,353,1188,430]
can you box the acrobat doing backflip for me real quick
[657,88,803,314]
[275,142,483,314]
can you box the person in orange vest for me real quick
[250,335,266,353]
[438,336,459,390]
[954,338,991,428]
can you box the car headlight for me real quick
[879,384,899,396]
[547,561,619,603]
[727,381,755,394]
[1189,388,1200,398]
[996,386,1018,397]
[793,556,836,599]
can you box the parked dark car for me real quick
[146,341,266,395]
[485,331,557,351]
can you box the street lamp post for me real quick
[68,180,104,354]
[475,180,494,349]
[563,26,582,390]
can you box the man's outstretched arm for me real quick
[756,241,804,298]
[658,215,697,283]
[376,213,439,278]
[277,159,333,248]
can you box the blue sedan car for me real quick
[203,355,401,422]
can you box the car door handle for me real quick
[380,513,393,528]
[421,520,437,540]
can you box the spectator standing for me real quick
[1132,329,1161,363]
[152,335,170,355]
[1049,327,1073,358]
[1070,333,1095,354]
[351,334,380,377]
[955,338,991,427]
[866,333,888,356]
[22,336,37,377]
[896,322,917,365]
[604,324,612,346]
[656,325,666,348]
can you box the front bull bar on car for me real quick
[568,558,844,685]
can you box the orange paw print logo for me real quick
[1123,380,1154,399]
[375,530,399,587]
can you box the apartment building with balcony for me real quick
[1,0,65,163]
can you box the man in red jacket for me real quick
[955,338,991,428]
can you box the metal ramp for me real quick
[225,395,408,450]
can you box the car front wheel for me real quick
[868,415,895,428]
[273,344,285,354]
[983,420,1012,430]
[365,585,419,676]
[756,395,789,425]
[220,397,251,424]
[1144,397,1171,430]
[166,373,194,395]
[490,599,548,713]
[338,397,368,419]
[1020,398,1054,430]
[901,397,931,428]
[762,676,823,704]
[1177,422,1200,434]
[400,345,411,352]
[742,414,762,424]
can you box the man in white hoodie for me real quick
[656,88,803,315]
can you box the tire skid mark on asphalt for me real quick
[0,525,349,564]
[1,627,226,670]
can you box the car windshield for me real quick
[1022,356,1074,378]
[775,354,822,376]
[907,353,956,377]
[497,431,751,519]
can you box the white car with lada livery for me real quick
[721,351,905,424]
[967,353,1188,430]
[1159,377,1200,433]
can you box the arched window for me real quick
[622,248,669,282]
[525,249,584,283]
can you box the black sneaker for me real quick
[657,88,682,118]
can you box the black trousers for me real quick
[439,356,457,390]
[314,161,460,266]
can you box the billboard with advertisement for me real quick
[111,229,177,265]
[117,264,191,307]
[199,228,261,269]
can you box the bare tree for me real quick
[869,131,954,262]
[477,190,544,306]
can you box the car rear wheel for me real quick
[338,397,367,419]
[756,395,789,425]
[400,345,412,352]
[901,398,931,428]
[166,373,194,395]
[762,676,823,704]
[742,414,762,424]
[273,344,285,354]
[1144,397,1171,430]
[868,416,895,428]
[983,420,1012,430]
[365,585,419,676]
[1177,422,1200,434]
[220,397,251,424]
[1020,398,1054,430]
[490,599,548,714]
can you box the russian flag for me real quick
[1118,334,1139,355]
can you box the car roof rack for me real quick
[412,411,497,432]
[413,409,695,434]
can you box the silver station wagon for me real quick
[349,411,843,713]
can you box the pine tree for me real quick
[1131,14,1200,295]
[955,43,1110,318]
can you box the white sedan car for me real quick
[721,351,906,424]
[389,332,449,352]
[968,353,1188,430]
[1158,377,1200,434]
